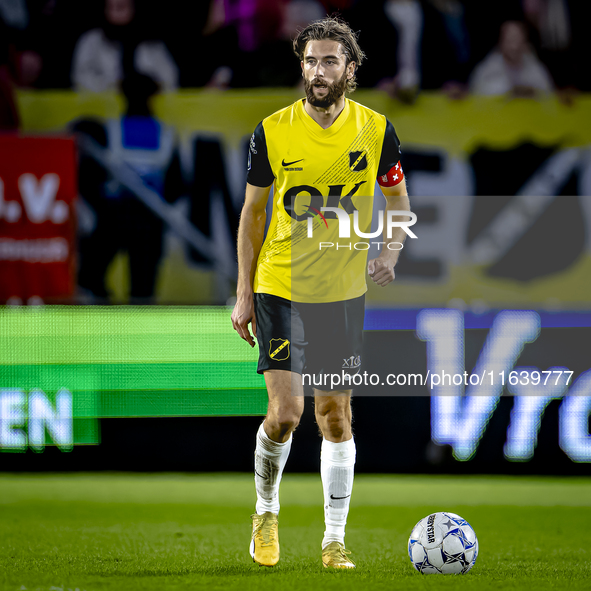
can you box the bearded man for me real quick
[231,16,411,569]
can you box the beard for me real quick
[304,70,349,108]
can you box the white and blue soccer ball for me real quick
[408,512,478,574]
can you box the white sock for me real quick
[321,437,356,549]
[254,421,292,515]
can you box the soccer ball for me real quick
[407,512,478,574]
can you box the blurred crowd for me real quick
[1,0,590,110]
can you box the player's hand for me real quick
[368,257,395,287]
[231,294,257,347]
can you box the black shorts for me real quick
[253,293,365,391]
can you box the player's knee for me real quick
[318,409,350,440]
[274,416,300,439]
[268,407,302,438]
[323,416,347,439]
[279,417,300,438]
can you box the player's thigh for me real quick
[264,369,305,420]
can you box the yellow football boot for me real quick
[322,541,356,569]
[250,512,279,566]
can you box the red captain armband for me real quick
[377,161,404,187]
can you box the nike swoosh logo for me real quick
[330,494,351,500]
[282,158,304,167]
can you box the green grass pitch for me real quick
[1,473,590,591]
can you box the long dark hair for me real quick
[293,16,366,93]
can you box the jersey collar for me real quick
[297,98,350,137]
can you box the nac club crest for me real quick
[269,338,290,361]
[349,150,367,172]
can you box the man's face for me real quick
[105,0,134,26]
[301,40,355,108]
[499,21,527,64]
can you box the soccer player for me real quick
[231,16,410,568]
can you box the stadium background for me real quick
[1,0,590,477]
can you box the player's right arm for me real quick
[231,182,272,347]
[232,122,275,346]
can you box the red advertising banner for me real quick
[0,136,77,302]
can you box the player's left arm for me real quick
[368,180,410,287]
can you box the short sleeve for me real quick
[377,119,402,178]
[246,122,275,187]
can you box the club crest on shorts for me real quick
[269,338,290,361]
[349,150,367,172]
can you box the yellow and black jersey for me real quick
[247,98,402,303]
